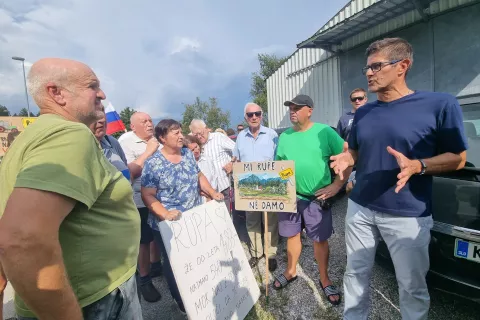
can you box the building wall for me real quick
[340,3,480,112]
[266,0,480,129]
[267,49,341,129]
[433,4,480,97]
[340,22,434,111]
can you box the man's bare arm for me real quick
[0,262,6,320]
[127,138,160,179]
[421,151,466,174]
[333,166,353,186]
[315,167,353,200]
[348,148,358,166]
[0,188,82,320]
[128,152,151,179]
[198,173,217,198]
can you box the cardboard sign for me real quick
[233,160,297,213]
[158,201,260,320]
[0,116,37,157]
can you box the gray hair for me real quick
[189,119,206,131]
[27,64,69,103]
[366,38,414,68]
[244,102,261,115]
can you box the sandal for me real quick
[273,274,298,291]
[319,280,342,306]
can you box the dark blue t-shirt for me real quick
[336,111,355,140]
[348,91,468,217]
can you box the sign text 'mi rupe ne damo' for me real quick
[158,201,260,320]
[233,160,297,213]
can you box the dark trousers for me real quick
[221,187,233,215]
[153,231,185,312]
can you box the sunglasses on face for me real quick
[351,96,365,102]
[246,111,262,118]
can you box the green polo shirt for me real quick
[0,114,140,318]
[275,123,344,199]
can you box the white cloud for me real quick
[170,37,201,55]
[0,0,348,122]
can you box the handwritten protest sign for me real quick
[158,201,260,320]
[233,160,297,213]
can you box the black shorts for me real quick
[138,207,154,244]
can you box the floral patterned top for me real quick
[141,147,201,231]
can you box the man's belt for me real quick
[295,191,332,210]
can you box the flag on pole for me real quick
[105,102,126,135]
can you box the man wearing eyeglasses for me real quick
[233,103,279,271]
[336,88,368,141]
[189,119,236,210]
[331,38,468,320]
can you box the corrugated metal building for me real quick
[266,0,480,129]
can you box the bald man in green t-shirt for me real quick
[0,58,141,320]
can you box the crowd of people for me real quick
[0,36,468,320]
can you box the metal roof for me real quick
[297,0,436,50]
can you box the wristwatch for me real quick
[418,159,427,175]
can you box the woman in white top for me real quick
[184,135,218,202]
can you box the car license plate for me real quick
[454,238,480,263]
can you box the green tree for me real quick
[119,107,136,130]
[18,108,29,117]
[250,54,287,126]
[277,182,287,195]
[0,105,10,116]
[181,97,230,134]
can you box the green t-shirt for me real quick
[275,123,344,198]
[0,114,140,318]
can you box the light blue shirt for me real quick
[233,125,278,162]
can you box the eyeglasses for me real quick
[362,59,401,75]
[350,96,365,102]
[246,111,262,118]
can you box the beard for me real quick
[77,108,104,126]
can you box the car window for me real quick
[462,102,480,168]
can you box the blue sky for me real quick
[0,0,347,126]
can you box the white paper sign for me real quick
[158,201,260,320]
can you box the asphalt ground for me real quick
[3,194,479,319]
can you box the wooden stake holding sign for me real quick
[233,161,296,301]
[264,210,269,300]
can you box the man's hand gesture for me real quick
[315,183,342,200]
[387,146,421,193]
[330,144,354,181]
[145,137,160,157]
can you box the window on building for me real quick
[462,102,480,168]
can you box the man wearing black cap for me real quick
[273,94,350,306]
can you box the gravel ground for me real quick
[3,194,479,319]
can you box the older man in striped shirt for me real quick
[189,119,235,210]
